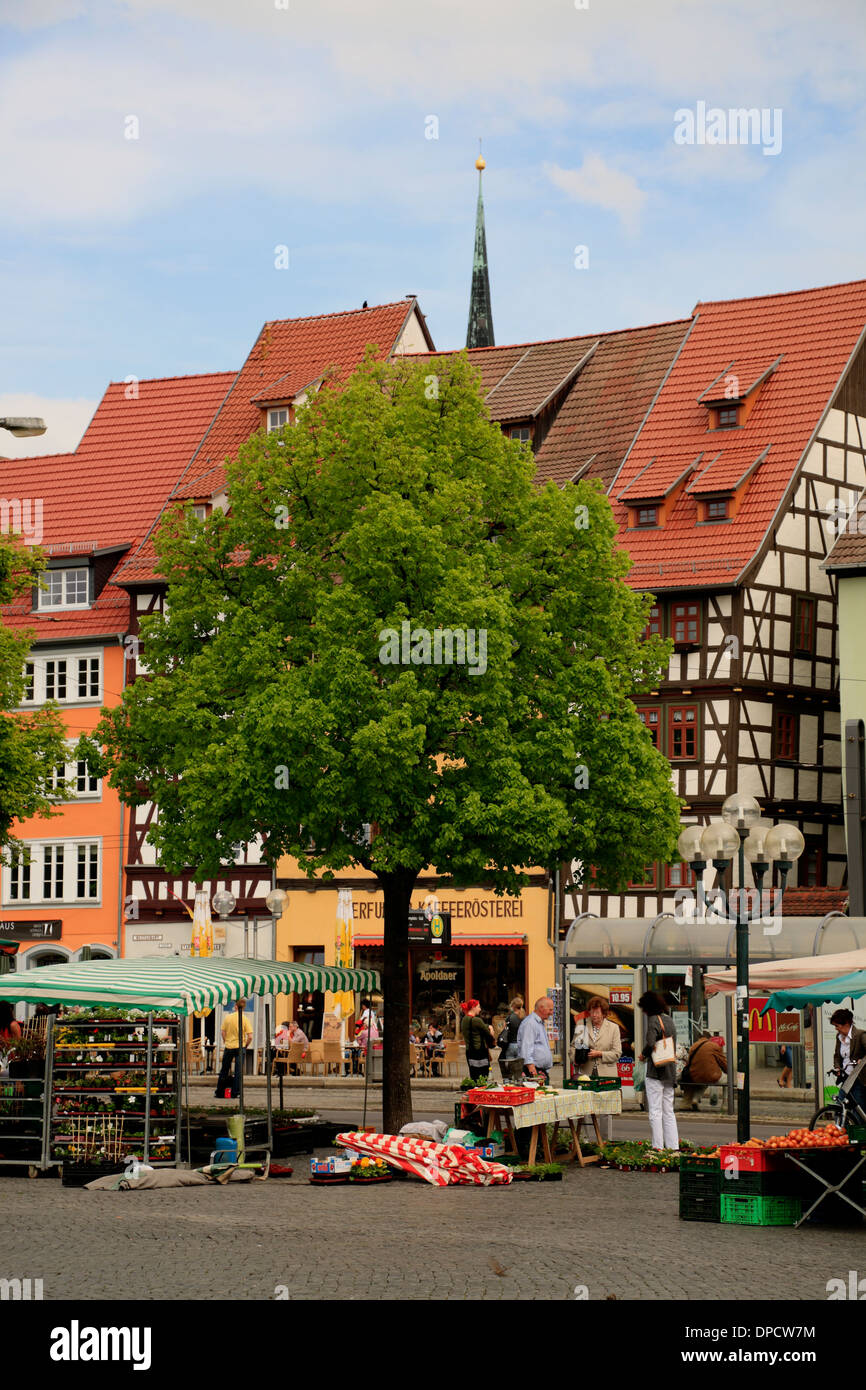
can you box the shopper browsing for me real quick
[517,997,554,1082]
[638,991,679,1152]
[460,999,495,1082]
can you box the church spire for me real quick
[466,144,494,349]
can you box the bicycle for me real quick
[809,1067,866,1132]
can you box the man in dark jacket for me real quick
[679,1032,727,1111]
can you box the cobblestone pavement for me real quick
[2,1150,863,1302]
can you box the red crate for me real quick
[719,1144,788,1174]
[465,1087,534,1107]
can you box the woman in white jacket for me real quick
[574,996,622,1140]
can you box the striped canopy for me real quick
[0,956,379,1016]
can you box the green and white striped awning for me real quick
[0,957,380,1016]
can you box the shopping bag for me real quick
[651,1016,677,1066]
[632,1059,646,1093]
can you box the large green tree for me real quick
[0,537,70,848]
[84,352,680,1130]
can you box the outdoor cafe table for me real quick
[461,1088,622,1167]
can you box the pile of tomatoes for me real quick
[759,1124,849,1150]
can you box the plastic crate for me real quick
[679,1189,720,1222]
[720,1192,801,1226]
[720,1168,799,1198]
[719,1143,787,1175]
[679,1167,721,1199]
[680,1150,721,1174]
[847,1126,866,1144]
[590,1077,622,1092]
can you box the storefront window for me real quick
[469,948,526,1019]
[412,952,464,1031]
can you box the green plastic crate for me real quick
[590,1077,622,1092]
[720,1192,801,1226]
[680,1168,721,1200]
[847,1126,866,1144]
[680,1151,721,1174]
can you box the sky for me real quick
[1,0,864,457]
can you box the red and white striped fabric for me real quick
[336,1131,513,1187]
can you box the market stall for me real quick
[0,957,379,1176]
[460,1082,622,1167]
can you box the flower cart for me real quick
[0,956,379,1175]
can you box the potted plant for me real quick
[349,1157,392,1183]
[8,1034,46,1078]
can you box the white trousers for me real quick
[645,1076,679,1150]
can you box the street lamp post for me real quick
[0,418,46,438]
[678,794,804,1142]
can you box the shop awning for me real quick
[706,948,866,995]
[762,970,866,1013]
[352,933,527,947]
[0,956,379,1015]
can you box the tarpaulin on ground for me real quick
[336,1131,513,1187]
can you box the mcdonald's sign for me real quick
[748,997,777,1042]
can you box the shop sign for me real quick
[417,961,459,983]
[0,919,61,942]
[408,909,451,947]
[748,998,801,1043]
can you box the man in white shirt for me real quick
[831,1009,866,1109]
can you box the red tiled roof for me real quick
[780,887,849,917]
[171,300,428,503]
[0,371,234,636]
[824,490,866,571]
[412,319,692,491]
[610,280,866,589]
[118,301,430,585]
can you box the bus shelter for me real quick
[559,913,866,1113]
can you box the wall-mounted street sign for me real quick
[408,909,451,947]
[0,919,62,942]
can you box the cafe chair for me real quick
[185,1037,205,1075]
[308,1039,325,1076]
[442,1040,461,1077]
[286,1041,307,1076]
[323,1042,344,1077]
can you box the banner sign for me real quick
[0,919,62,942]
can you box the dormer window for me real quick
[706,499,729,521]
[39,567,89,610]
[268,408,290,432]
[509,425,531,444]
[716,406,739,429]
[636,506,658,527]
[190,504,210,522]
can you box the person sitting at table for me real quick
[285,1019,308,1074]
[269,1019,292,1070]
[423,1022,445,1075]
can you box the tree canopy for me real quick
[84,350,681,1126]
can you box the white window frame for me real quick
[267,408,290,432]
[7,848,32,902]
[18,649,103,708]
[37,567,90,611]
[47,743,101,802]
[2,839,102,908]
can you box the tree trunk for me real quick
[379,869,417,1133]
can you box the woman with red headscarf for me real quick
[460,1000,495,1082]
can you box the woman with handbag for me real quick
[461,999,495,1082]
[638,991,679,1151]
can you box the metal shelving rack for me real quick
[49,1013,182,1169]
[0,1014,53,1174]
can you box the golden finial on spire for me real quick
[475,137,485,172]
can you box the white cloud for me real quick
[545,157,647,234]
[0,395,97,457]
